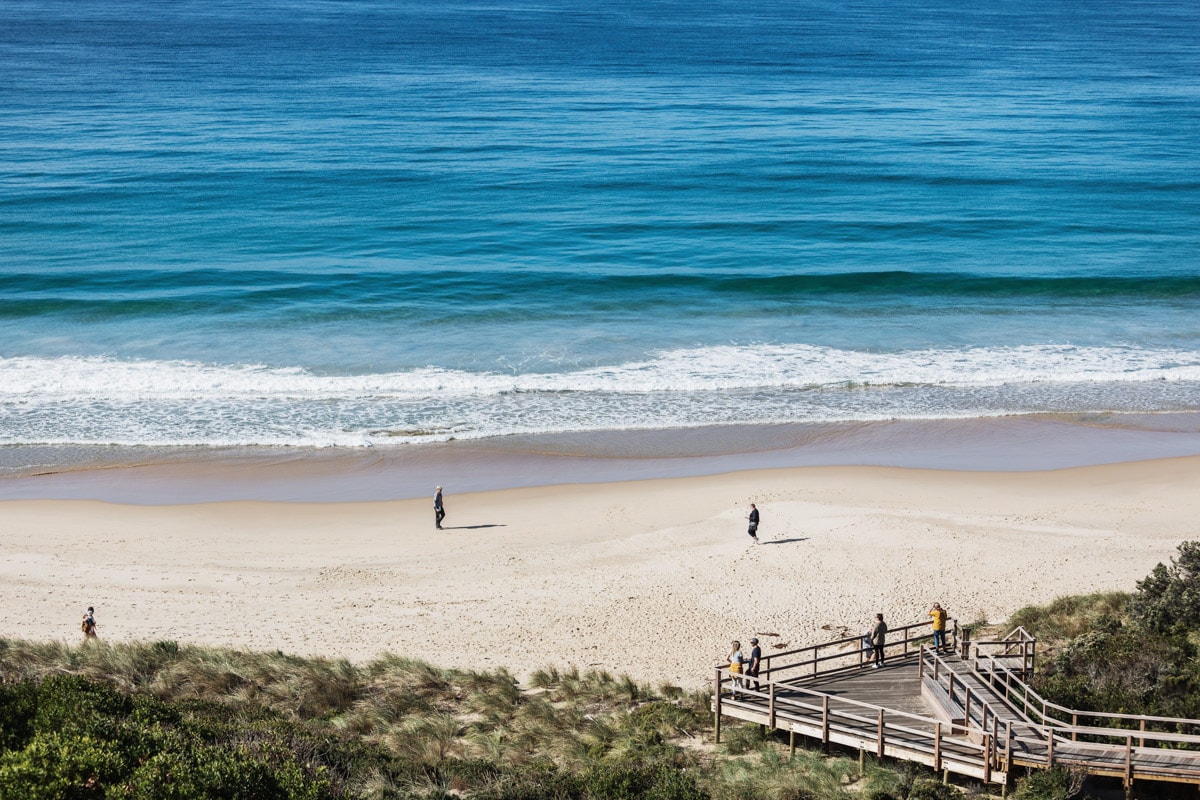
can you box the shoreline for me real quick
[4,412,1200,503]
[2,456,1197,687]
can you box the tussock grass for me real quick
[0,638,952,800]
[1008,592,1132,643]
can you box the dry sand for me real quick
[2,457,1197,688]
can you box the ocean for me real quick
[2,0,1200,475]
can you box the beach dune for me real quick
[1,458,1195,687]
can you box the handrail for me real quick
[759,619,958,682]
[713,658,998,775]
[973,653,1200,743]
[713,626,1200,786]
[920,646,1007,741]
[972,626,1036,676]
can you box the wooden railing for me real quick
[755,619,959,683]
[920,646,1008,749]
[713,657,1001,783]
[712,622,1200,786]
[971,626,1036,677]
[973,652,1200,749]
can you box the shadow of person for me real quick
[443,524,507,530]
[763,537,809,545]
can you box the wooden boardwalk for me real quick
[712,622,1200,789]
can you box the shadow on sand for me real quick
[762,537,809,545]
[442,524,507,530]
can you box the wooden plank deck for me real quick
[713,622,1200,788]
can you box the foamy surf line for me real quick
[3,345,1200,448]
[5,414,1200,504]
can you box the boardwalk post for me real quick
[992,715,1000,768]
[714,668,722,744]
[1005,721,1012,771]
[1139,718,1146,748]
[769,682,776,728]
[1072,713,1077,741]
[1047,729,1055,768]
[1125,735,1133,794]
[934,722,942,772]
[822,696,830,747]
[789,729,795,757]
[877,709,885,758]
[984,733,992,783]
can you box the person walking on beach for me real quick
[434,486,445,530]
[870,613,888,668]
[747,503,760,544]
[81,606,97,640]
[746,637,762,691]
[929,602,949,654]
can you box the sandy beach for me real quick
[2,456,1197,688]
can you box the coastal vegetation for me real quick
[3,542,1198,799]
[0,639,943,800]
[1010,541,1200,720]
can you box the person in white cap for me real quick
[434,486,446,530]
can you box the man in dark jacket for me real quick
[747,504,760,543]
[870,613,888,668]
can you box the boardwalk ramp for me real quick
[712,622,1200,789]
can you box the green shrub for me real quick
[905,780,962,800]
[0,680,37,751]
[0,731,126,800]
[1131,541,1200,636]
[1012,766,1087,800]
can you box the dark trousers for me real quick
[746,669,760,691]
[933,629,947,652]
[873,644,885,665]
[435,507,445,528]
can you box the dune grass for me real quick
[0,637,967,800]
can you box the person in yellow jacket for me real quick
[929,603,949,653]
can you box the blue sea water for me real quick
[1,0,1199,449]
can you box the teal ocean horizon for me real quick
[2,0,1199,451]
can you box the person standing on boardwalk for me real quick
[81,606,98,640]
[870,613,888,668]
[727,640,745,695]
[747,503,760,544]
[746,637,762,691]
[929,603,949,653]
[434,486,445,530]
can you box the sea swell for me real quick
[4,270,1200,322]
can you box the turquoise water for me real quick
[2,0,1199,448]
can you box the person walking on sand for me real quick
[746,637,762,691]
[870,613,888,668]
[434,486,445,530]
[81,606,98,640]
[929,602,949,654]
[747,503,760,544]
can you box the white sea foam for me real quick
[2,344,1200,446]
